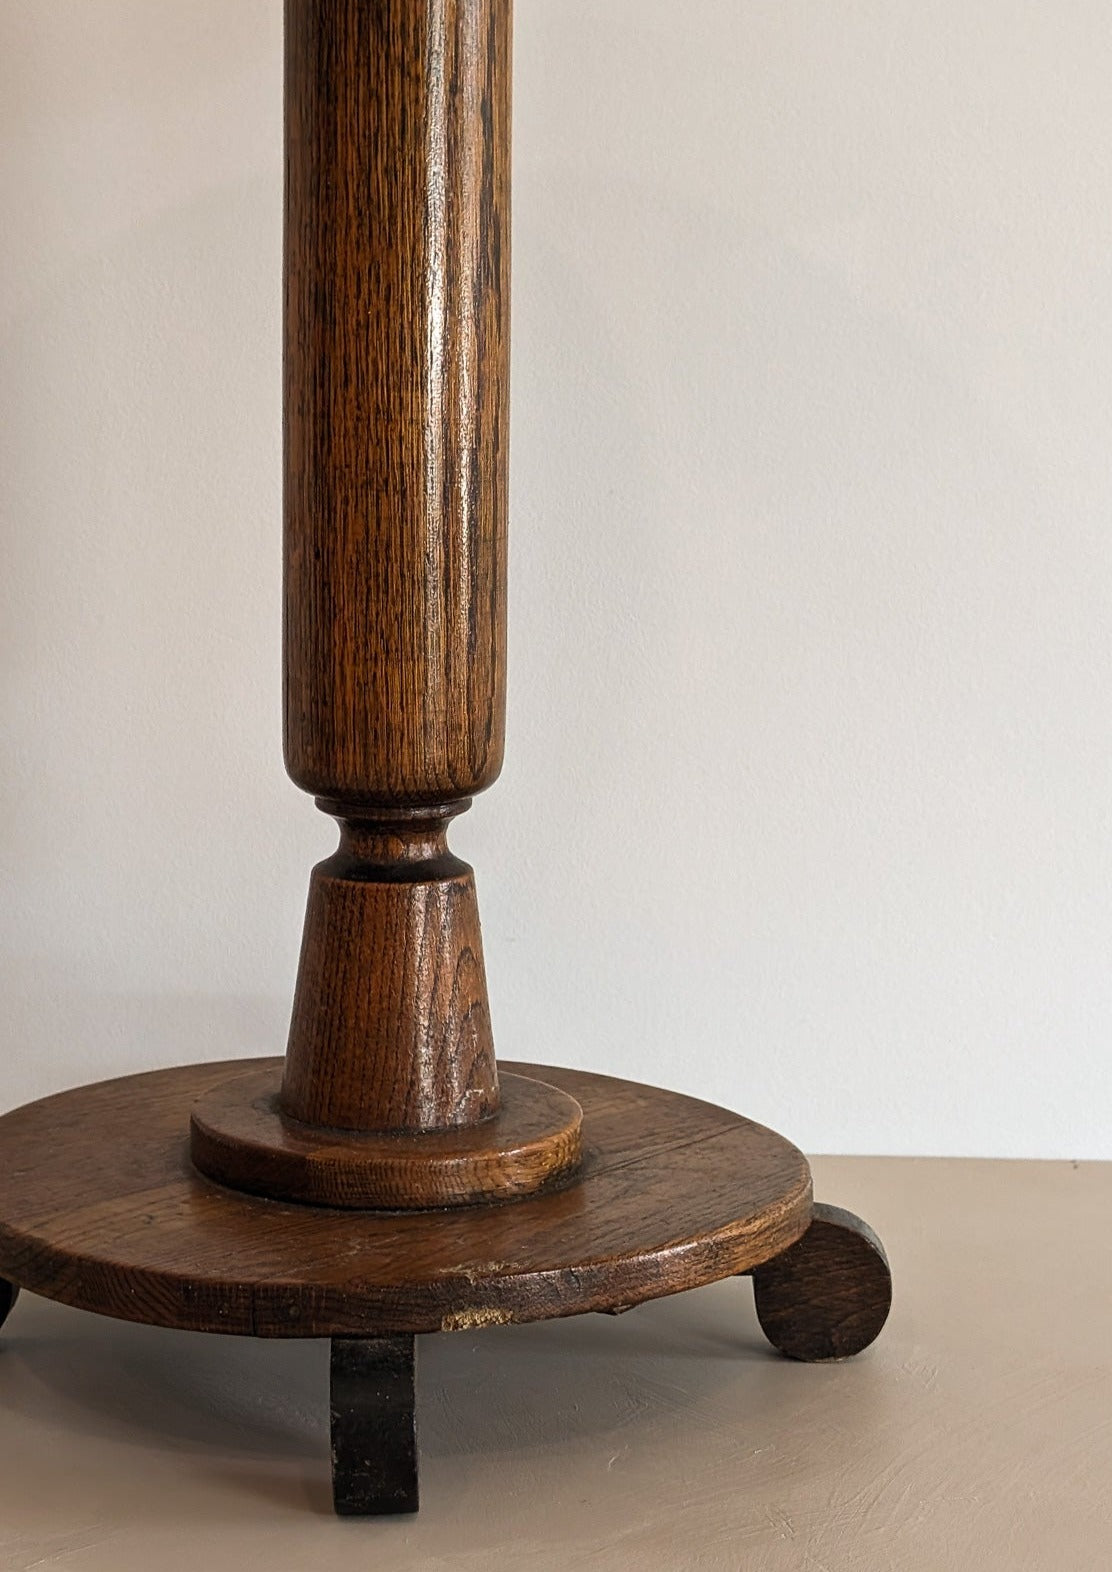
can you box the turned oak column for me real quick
[282,0,510,1135]
[0,4,891,1520]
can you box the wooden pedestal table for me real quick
[0,0,891,1518]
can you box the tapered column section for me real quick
[193,0,581,1200]
[282,0,511,1132]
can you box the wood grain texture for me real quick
[751,1202,892,1361]
[331,1336,418,1515]
[284,0,510,804]
[0,1060,812,1337]
[0,1279,17,1332]
[280,812,500,1133]
[279,0,513,1147]
[191,1065,583,1208]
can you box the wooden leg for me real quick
[330,1335,419,1516]
[0,1280,17,1332]
[751,1203,891,1361]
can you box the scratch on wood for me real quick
[435,1260,513,1284]
[441,1306,513,1331]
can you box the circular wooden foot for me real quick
[751,1202,891,1361]
[190,1064,583,1209]
[0,1279,17,1332]
[0,1059,811,1336]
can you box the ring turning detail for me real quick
[190,1066,585,1210]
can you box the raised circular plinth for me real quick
[0,1059,812,1337]
[190,1065,584,1208]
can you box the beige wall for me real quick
[2,1,1109,1157]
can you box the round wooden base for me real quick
[0,1058,812,1337]
[190,1065,584,1209]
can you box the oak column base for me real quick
[0,1058,892,1514]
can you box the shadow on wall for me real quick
[0,180,298,1101]
[0,0,314,1107]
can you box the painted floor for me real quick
[0,1155,1106,1570]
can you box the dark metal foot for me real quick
[0,1280,18,1332]
[751,1203,891,1361]
[330,1335,418,1516]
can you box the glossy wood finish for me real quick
[191,1065,583,1209]
[751,1203,892,1361]
[276,0,515,1146]
[0,1060,812,1336]
[0,1279,17,1332]
[284,0,510,804]
[331,1336,418,1515]
[279,811,500,1134]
